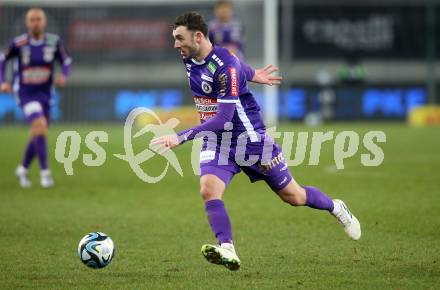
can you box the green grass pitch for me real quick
[0,122,439,289]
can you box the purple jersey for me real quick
[208,19,245,60]
[179,46,264,145]
[178,46,292,191]
[0,33,72,103]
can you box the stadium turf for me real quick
[0,123,439,289]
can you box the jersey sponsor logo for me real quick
[211,54,224,66]
[230,67,238,96]
[207,61,217,74]
[22,66,51,84]
[218,73,227,97]
[194,96,217,121]
[201,81,212,94]
[201,74,213,82]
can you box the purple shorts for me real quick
[19,99,50,124]
[200,134,293,191]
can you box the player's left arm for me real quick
[240,60,282,86]
[54,37,72,87]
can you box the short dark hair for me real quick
[173,11,208,37]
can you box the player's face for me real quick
[215,4,233,23]
[26,9,46,38]
[173,26,200,59]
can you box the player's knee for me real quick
[31,117,48,137]
[200,174,225,201]
[286,192,306,206]
[200,180,224,201]
[200,184,220,201]
[277,185,306,206]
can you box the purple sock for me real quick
[22,139,36,169]
[304,186,334,212]
[34,136,48,170]
[205,199,233,244]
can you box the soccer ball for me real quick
[78,232,115,269]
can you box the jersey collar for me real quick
[29,33,45,46]
[191,45,215,65]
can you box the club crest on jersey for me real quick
[211,54,224,66]
[43,46,55,62]
[201,81,212,94]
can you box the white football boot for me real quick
[332,199,361,240]
[15,165,32,188]
[40,169,54,188]
[201,243,241,271]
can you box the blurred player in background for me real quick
[209,0,245,60]
[152,11,361,271]
[0,8,72,188]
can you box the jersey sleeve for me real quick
[239,60,255,81]
[55,37,72,77]
[215,64,241,104]
[0,40,18,83]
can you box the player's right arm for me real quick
[0,40,19,92]
[150,64,240,151]
[176,64,239,144]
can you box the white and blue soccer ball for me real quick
[78,232,115,269]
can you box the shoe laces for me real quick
[335,204,352,226]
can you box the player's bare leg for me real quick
[276,178,361,240]
[31,116,53,188]
[200,174,241,271]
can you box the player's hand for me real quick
[0,82,12,93]
[55,74,67,87]
[149,134,180,154]
[252,64,283,86]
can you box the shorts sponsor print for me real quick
[200,133,293,191]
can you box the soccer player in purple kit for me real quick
[0,8,72,188]
[208,0,245,60]
[152,12,361,271]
